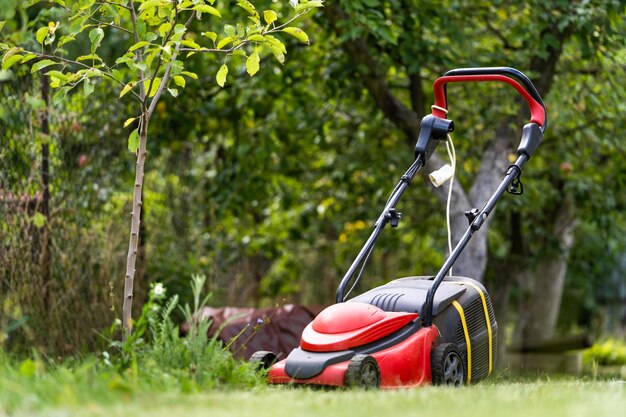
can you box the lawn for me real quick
[3,380,624,417]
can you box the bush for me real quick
[582,339,626,366]
[109,274,262,389]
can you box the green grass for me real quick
[2,378,625,417]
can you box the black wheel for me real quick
[431,343,466,386]
[249,351,278,370]
[345,354,380,389]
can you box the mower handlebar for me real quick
[431,67,547,132]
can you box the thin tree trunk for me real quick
[39,74,51,308]
[122,118,149,337]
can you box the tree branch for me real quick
[323,4,421,140]
[146,52,178,118]
[178,11,311,55]
[483,19,523,51]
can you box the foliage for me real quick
[105,275,260,387]
[0,275,263,415]
[2,0,626,356]
[0,0,321,339]
[583,338,626,367]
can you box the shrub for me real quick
[582,339,626,366]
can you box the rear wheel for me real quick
[431,343,465,386]
[249,351,278,370]
[345,354,380,389]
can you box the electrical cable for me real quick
[445,133,456,276]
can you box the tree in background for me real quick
[316,0,625,348]
[0,0,320,340]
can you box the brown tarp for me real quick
[183,304,325,360]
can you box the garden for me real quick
[1,0,625,415]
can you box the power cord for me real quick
[445,133,456,276]
[428,133,457,276]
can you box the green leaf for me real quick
[193,4,221,18]
[146,77,161,97]
[237,0,258,17]
[216,63,228,87]
[85,68,102,78]
[201,31,217,42]
[134,62,147,72]
[158,22,171,37]
[224,25,236,37]
[30,59,57,73]
[129,41,149,52]
[36,27,49,45]
[265,35,286,54]
[89,27,104,53]
[246,51,260,76]
[263,10,277,25]
[128,128,140,153]
[45,70,69,83]
[21,54,37,64]
[58,35,75,47]
[173,75,186,88]
[83,79,94,96]
[181,39,202,49]
[0,21,6,33]
[119,82,135,98]
[3,46,22,60]
[76,54,102,62]
[123,117,137,128]
[53,86,71,105]
[169,60,183,75]
[181,71,198,80]
[265,44,285,64]
[247,34,265,43]
[217,36,234,49]
[296,1,324,13]
[282,27,309,44]
[167,87,178,97]
[2,54,23,70]
[139,0,161,11]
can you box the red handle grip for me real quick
[432,75,546,128]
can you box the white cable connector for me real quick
[429,164,455,187]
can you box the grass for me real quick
[2,276,624,417]
[1,379,625,417]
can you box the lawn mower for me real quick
[250,67,547,388]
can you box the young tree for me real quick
[0,0,322,339]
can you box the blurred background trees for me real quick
[1,0,625,357]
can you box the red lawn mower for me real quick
[251,67,547,388]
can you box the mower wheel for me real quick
[345,354,380,389]
[249,351,278,370]
[431,343,466,386]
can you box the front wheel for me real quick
[431,343,466,386]
[345,354,380,389]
